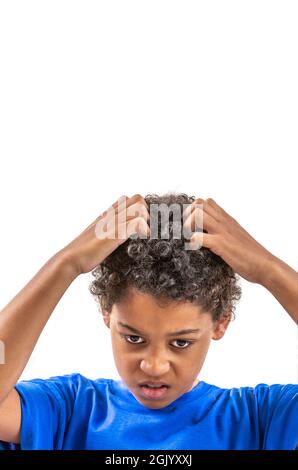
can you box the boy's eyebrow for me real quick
[117,321,201,336]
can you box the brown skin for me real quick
[101,197,297,409]
[185,198,298,324]
[0,194,296,442]
[103,287,230,409]
[0,194,150,442]
[0,194,149,405]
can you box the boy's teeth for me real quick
[146,384,163,388]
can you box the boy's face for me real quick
[104,287,230,409]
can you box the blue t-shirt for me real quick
[0,373,297,450]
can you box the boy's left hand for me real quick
[183,198,276,285]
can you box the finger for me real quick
[96,195,150,241]
[204,199,227,222]
[205,198,232,220]
[126,193,148,210]
[183,198,204,219]
[125,202,150,222]
[116,194,149,220]
[183,198,222,224]
[106,203,149,241]
[184,206,219,234]
[126,216,151,239]
[187,232,217,251]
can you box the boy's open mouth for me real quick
[138,382,170,399]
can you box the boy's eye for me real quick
[125,335,144,344]
[123,335,192,349]
[171,339,191,349]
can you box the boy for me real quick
[0,193,297,450]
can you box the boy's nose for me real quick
[140,356,170,376]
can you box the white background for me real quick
[0,1,297,388]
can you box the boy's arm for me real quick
[0,252,77,404]
[0,194,150,443]
[184,198,298,324]
[259,255,297,325]
[0,193,149,404]
[0,253,76,444]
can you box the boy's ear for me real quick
[102,310,111,329]
[212,313,231,340]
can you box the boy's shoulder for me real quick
[201,381,298,413]
[17,372,115,391]
[206,381,298,397]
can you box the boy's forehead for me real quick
[112,287,211,329]
[116,287,195,314]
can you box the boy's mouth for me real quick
[138,382,170,399]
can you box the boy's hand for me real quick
[60,194,150,276]
[184,198,276,285]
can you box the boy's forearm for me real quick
[0,250,78,403]
[260,256,298,324]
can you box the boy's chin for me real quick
[137,396,174,409]
[133,387,179,409]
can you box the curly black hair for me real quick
[89,193,242,322]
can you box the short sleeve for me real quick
[0,373,81,450]
[255,383,298,449]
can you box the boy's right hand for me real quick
[60,194,150,276]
